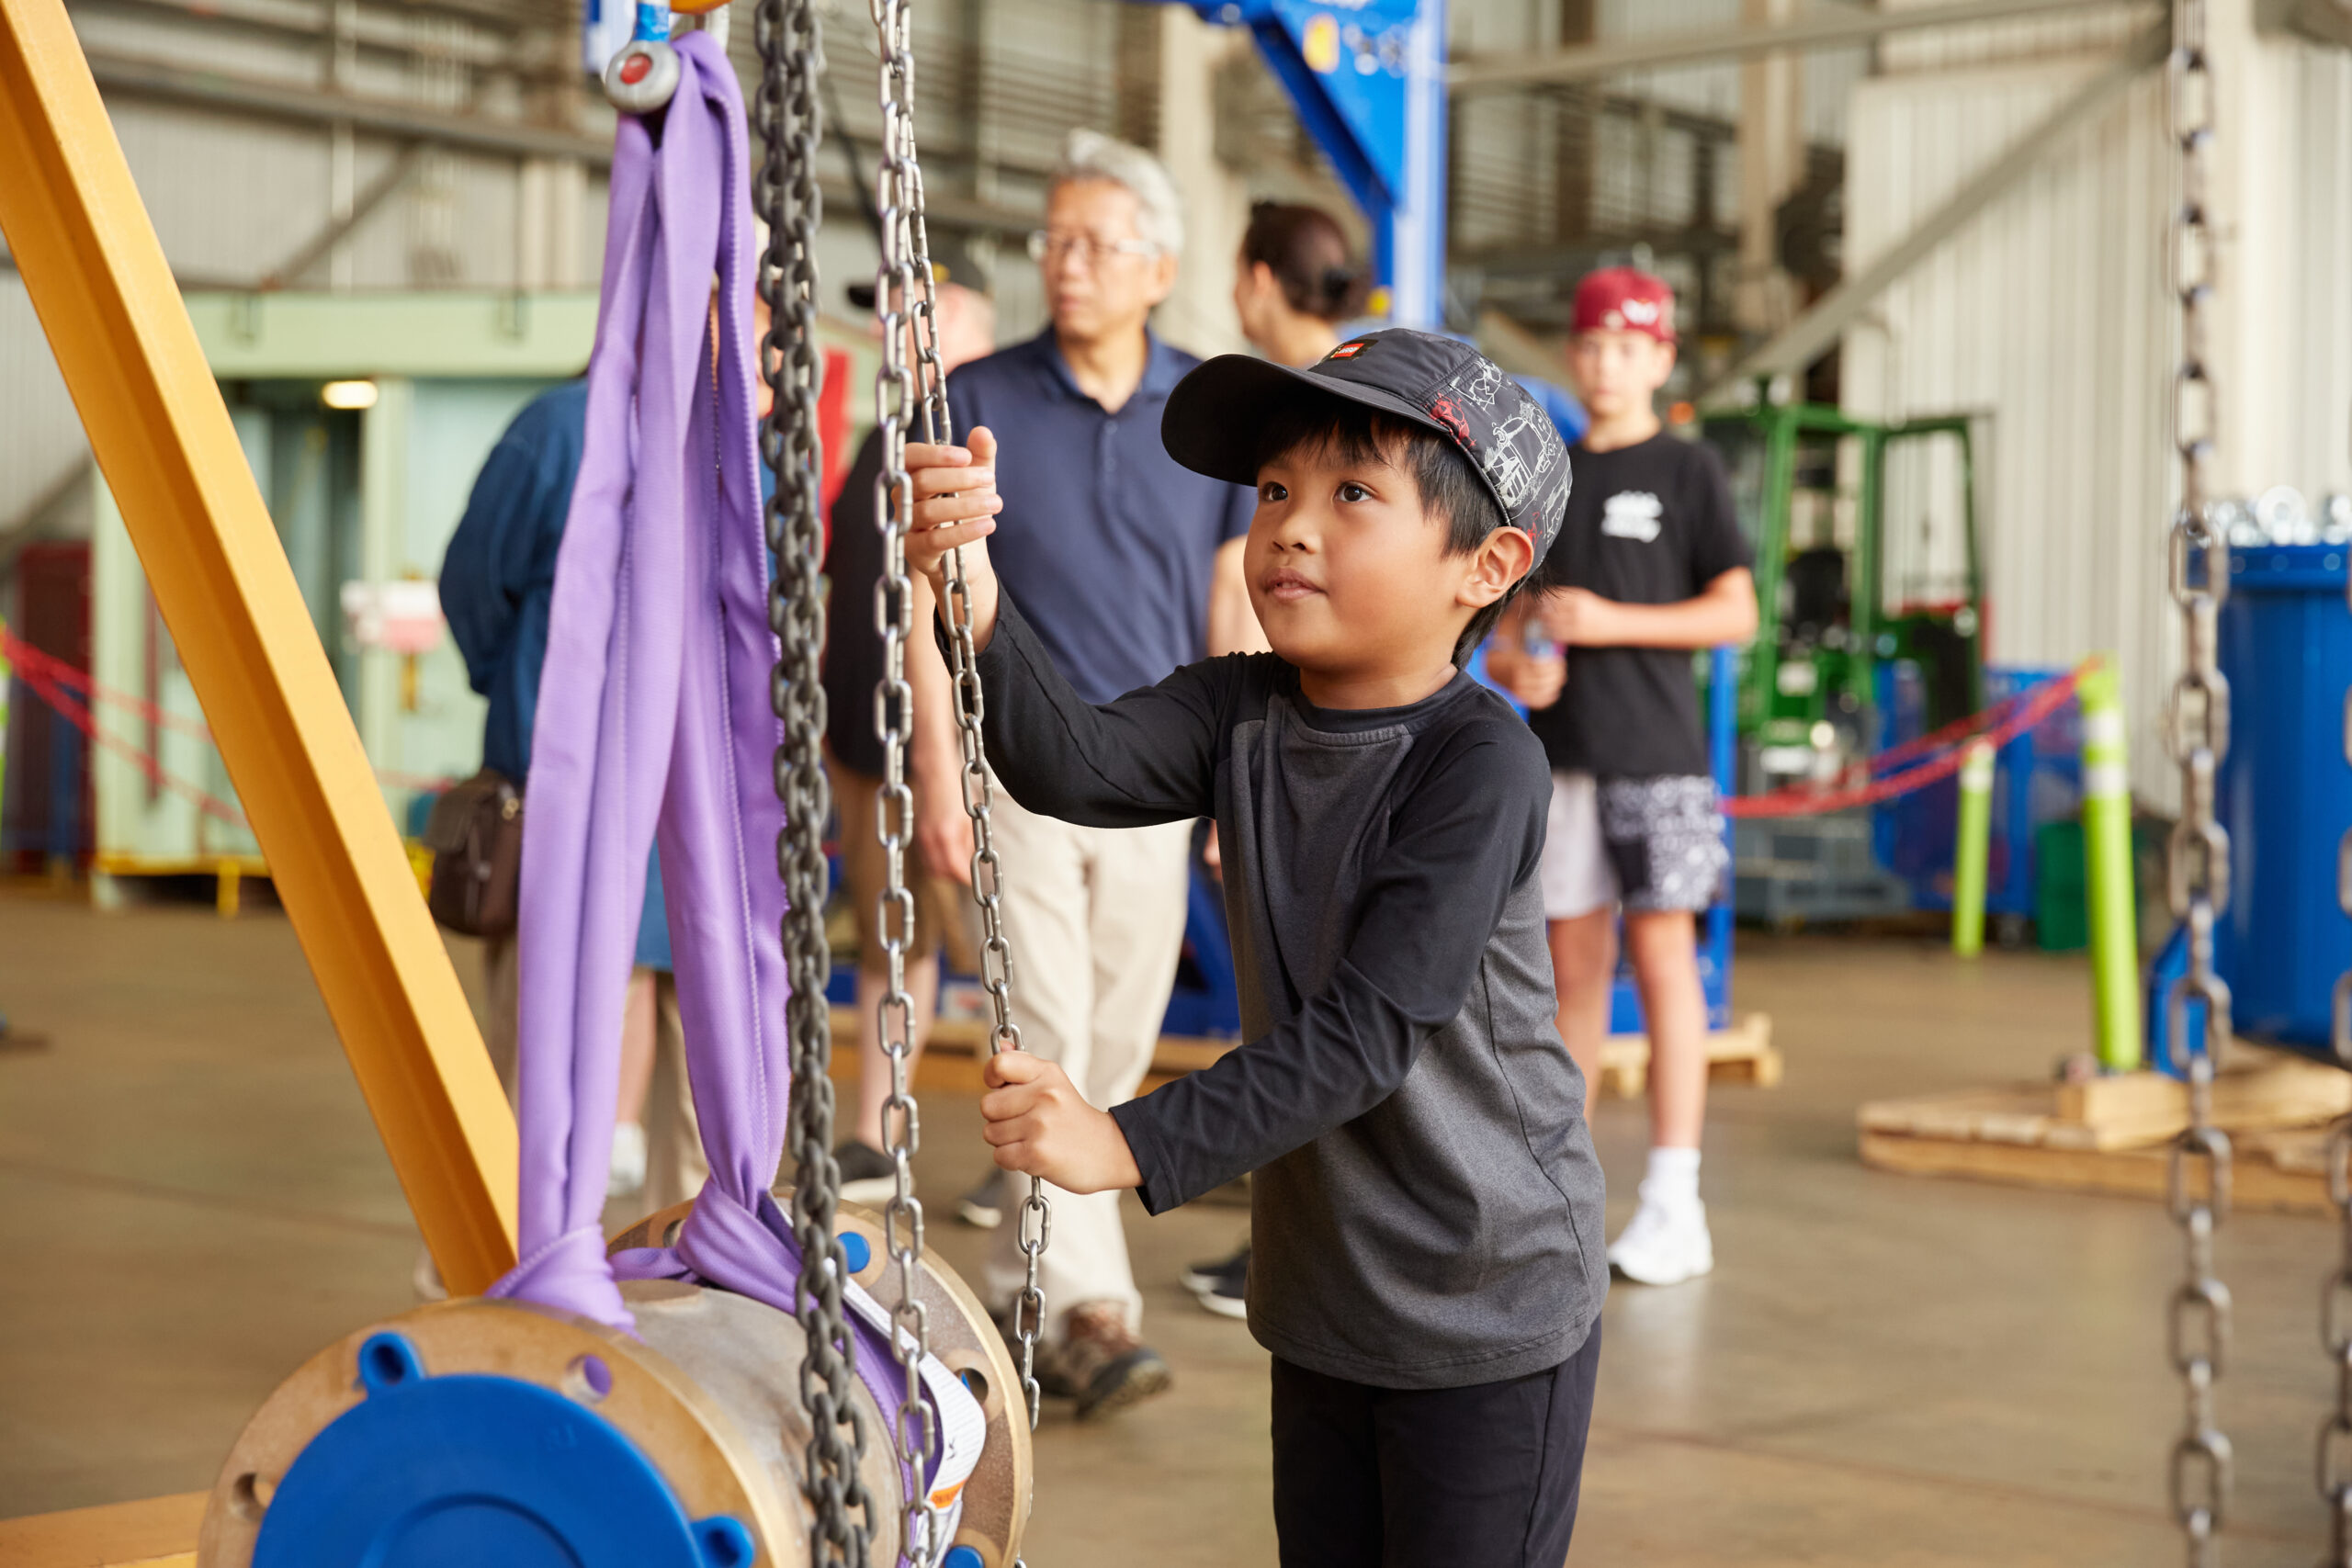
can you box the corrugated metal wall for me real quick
[0,277,88,552]
[1845,30,2352,807]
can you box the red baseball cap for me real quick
[1572,266,1677,343]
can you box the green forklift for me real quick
[1697,402,1991,925]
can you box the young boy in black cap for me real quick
[901,328,1606,1565]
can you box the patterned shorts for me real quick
[1541,771,1729,919]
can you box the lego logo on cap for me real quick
[1326,340,1370,360]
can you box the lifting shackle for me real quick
[605,0,733,115]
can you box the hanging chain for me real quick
[870,0,947,1559]
[2322,412,2352,1563]
[760,0,876,1562]
[2161,0,2233,1560]
[872,0,1047,1557]
[876,7,1052,1445]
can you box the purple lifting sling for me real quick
[486,32,962,1534]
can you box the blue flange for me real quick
[253,1330,754,1568]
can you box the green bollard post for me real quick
[1951,739,1996,957]
[2077,659,2142,1071]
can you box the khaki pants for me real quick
[978,785,1193,1345]
[483,936,707,1218]
[831,750,980,976]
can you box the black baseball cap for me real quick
[1161,328,1572,558]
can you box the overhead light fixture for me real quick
[322,379,379,411]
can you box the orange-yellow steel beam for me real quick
[0,0,518,1290]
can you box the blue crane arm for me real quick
[1170,0,1447,327]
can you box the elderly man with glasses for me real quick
[930,129,1260,1419]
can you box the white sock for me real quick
[1640,1146,1702,1214]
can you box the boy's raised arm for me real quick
[902,425,1229,829]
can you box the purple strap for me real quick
[490,35,917,1500]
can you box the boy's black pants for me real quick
[1272,1319,1600,1567]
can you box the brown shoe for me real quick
[994,1308,1081,1402]
[1058,1300,1172,1419]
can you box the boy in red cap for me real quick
[1487,266,1757,1286]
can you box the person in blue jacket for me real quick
[438,377,706,1224]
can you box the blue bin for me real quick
[2210,542,2352,1058]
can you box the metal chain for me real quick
[899,59,1052,1454]
[2161,0,2233,1560]
[871,0,1047,1557]
[869,0,947,1558]
[758,0,876,1562]
[904,133,1053,1455]
[2322,412,2352,1564]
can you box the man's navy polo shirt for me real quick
[946,328,1253,705]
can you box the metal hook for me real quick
[604,1,730,114]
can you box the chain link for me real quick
[904,145,1053,1457]
[757,0,876,1562]
[869,0,955,1558]
[2323,411,2352,1567]
[2160,0,2234,1559]
[869,0,1047,1547]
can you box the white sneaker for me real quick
[608,1121,649,1200]
[1608,1201,1714,1286]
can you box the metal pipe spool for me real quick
[196,1195,1030,1567]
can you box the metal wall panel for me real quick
[1845,39,2352,807]
[0,277,92,547]
[1848,61,2175,799]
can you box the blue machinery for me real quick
[1608,647,1737,1034]
[1179,0,1448,329]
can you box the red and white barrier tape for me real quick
[1723,660,2093,820]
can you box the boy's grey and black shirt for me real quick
[960,598,1608,1391]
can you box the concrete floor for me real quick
[0,886,2337,1563]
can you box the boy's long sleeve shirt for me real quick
[962,596,1607,1389]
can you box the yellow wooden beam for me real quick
[0,0,517,1289]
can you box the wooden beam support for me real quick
[0,0,517,1291]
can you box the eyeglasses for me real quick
[1025,230,1161,267]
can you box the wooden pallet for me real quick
[1858,1046,2350,1215]
[0,1491,201,1567]
[1594,1011,1781,1099]
[826,1009,1232,1095]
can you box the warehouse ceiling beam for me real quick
[90,0,522,68]
[1451,0,2156,92]
[1698,19,2168,407]
[0,0,521,1292]
[85,46,609,160]
[2258,0,2352,47]
[79,47,1045,235]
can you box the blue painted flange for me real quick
[253,1331,755,1568]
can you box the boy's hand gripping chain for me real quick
[871,0,1046,1557]
[2159,0,2234,1559]
[758,0,879,1563]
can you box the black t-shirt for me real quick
[955,597,1607,1388]
[823,427,890,777]
[1526,432,1750,778]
